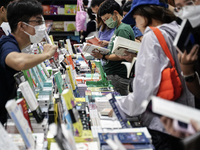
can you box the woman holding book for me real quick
[91,0,135,96]
[109,0,195,149]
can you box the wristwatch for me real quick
[181,72,197,82]
[102,54,107,60]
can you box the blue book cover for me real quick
[31,67,43,90]
[98,132,150,147]
[36,64,47,82]
[102,144,155,150]
[107,93,131,128]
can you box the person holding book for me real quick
[106,0,195,149]
[0,0,57,125]
[160,0,200,139]
[0,0,13,38]
[91,0,135,96]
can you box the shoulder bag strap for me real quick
[149,27,175,67]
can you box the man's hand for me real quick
[178,44,199,75]
[91,51,103,59]
[119,51,137,62]
[98,40,109,47]
[43,44,58,59]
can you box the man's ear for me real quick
[0,6,5,13]
[18,22,26,32]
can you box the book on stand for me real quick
[5,99,35,149]
[112,36,141,56]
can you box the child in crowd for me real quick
[91,0,135,96]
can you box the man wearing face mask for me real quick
[0,0,57,124]
[91,0,135,96]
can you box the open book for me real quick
[85,36,100,46]
[112,36,141,56]
[121,57,137,78]
[143,96,200,126]
[82,42,110,55]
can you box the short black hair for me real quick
[87,7,96,20]
[91,0,104,8]
[98,0,123,17]
[122,1,132,12]
[83,0,88,6]
[0,0,13,8]
[7,0,43,33]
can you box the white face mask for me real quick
[175,5,200,28]
[23,22,46,43]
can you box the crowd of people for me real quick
[1,0,200,149]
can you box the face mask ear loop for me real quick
[23,22,36,36]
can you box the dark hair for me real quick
[87,7,96,20]
[91,0,104,8]
[7,0,43,33]
[122,1,132,12]
[131,1,176,28]
[0,0,13,8]
[98,0,123,17]
[83,0,88,6]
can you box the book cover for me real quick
[22,70,34,89]
[101,144,154,150]
[64,5,77,15]
[5,100,35,149]
[0,123,20,150]
[62,89,83,137]
[17,98,33,131]
[98,132,150,146]
[66,66,76,90]
[64,21,76,31]
[82,42,110,55]
[37,64,47,82]
[106,93,131,128]
[50,5,59,15]
[85,35,100,46]
[67,35,80,44]
[42,5,50,15]
[52,21,64,31]
[31,67,43,90]
[74,130,93,143]
[112,36,141,56]
[54,71,64,94]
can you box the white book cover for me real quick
[0,123,19,150]
[5,100,35,149]
[82,42,110,55]
[112,36,141,56]
[149,96,200,125]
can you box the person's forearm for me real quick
[186,77,200,99]
[105,54,124,61]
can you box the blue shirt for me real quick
[132,26,143,38]
[98,26,115,42]
[0,34,20,124]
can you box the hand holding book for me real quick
[119,51,137,62]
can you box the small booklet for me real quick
[173,19,197,54]
[112,36,141,56]
[85,35,100,46]
[82,42,110,55]
[121,57,137,78]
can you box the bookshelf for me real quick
[39,0,80,41]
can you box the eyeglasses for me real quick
[27,20,45,25]
[174,0,197,16]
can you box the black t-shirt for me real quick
[0,27,5,38]
[0,34,20,124]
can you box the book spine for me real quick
[5,100,35,149]
[31,67,43,90]
[19,81,44,123]
[17,99,33,131]
[66,66,76,90]
[108,96,129,128]
[54,72,64,94]
[37,64,47,82]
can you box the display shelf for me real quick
[44,15,75,21]
[39,0,77,5]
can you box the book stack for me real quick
[98,132,154,150]
[30,118,49,136]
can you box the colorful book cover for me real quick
[52,21,64,31]
[54,71,64,94]
[42,5,50,15]
[17,98,33,131]
[36,64,47,82]
[67,35,80,44]
[45,20,53,31]
[74,130,93,143]
[31,67,43,90]
[66,66,76,90]
[64,5,77,15]
[64,21,76,31]
[107,93,131,128]
[22,69,34,89]
[62,89,83,137]
[50,5,64,15]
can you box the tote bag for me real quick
[76,0,87,31]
